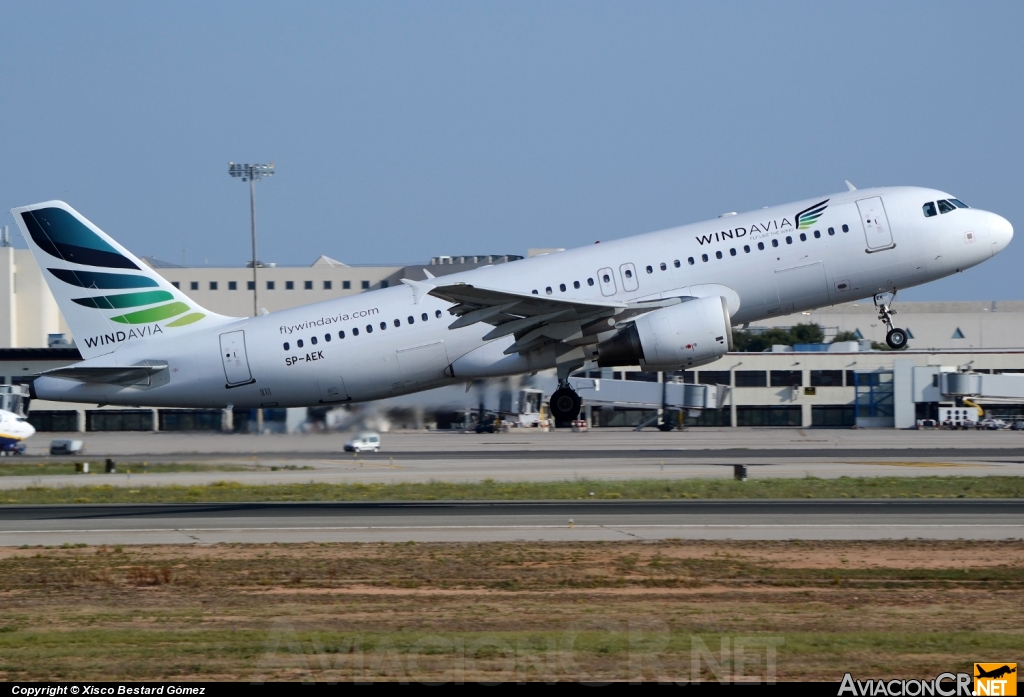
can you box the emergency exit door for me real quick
[857,196,894,250]
[220,330,254,387]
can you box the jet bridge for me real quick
[568,376,727,411]
[890,359,1024,429]
[940,372,1024,401]
[0,385,29,416]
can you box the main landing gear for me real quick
[875,290,909,350]
[549,382,582,427]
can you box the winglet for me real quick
[400,277,435,304]
[845,180,857,191]
[423,269,435,280]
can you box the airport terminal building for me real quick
[2,244,1022,432]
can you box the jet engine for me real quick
[596,296,733,370]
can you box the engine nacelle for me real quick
[596,296,733,370]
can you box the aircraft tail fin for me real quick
[12,201,236,359]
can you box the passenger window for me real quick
[828,227,835,235]
[394,319,400,327]
[645,265,653,274]
[842,224,849,232]
[729,248,736,256]
[532,289,539,294]
[786,236,793,244]
[813,230,820,239]
[325,333,331,342]
[283,342,289,351]
[743,245,750,253]
[422,313,428,321]
[771,239,779,248]
[660,262,667,271]
[587,278,595,286]
[352,328,359,336]
[688,257,694,265]
[366,325,373,333]
[339,331,345,339]
[297,339,304,348]
[938,199,956,214]
[624,270,632,279]
[311,336,318,345]
[408,316,414,324]
[602,274,611,283]
[673,260,680,268]
[559,283,566,292]
[715,251,722,259]
[380,321,387,330]
[701,254,709,262]
[545,286,553,295]
[436,310,442,318]
[922,202,937,218]
[757,242,764,250]
[799,233,806,241]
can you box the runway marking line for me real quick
[855,462,983,468]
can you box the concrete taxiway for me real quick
[1,499,1021,545]
[4,429,1024,489]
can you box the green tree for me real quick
[731,323,828,352]
[790,322,825,344]
[831,330,860,343]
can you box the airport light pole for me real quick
[228,162,275,317]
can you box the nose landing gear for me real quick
[875,290,909,350]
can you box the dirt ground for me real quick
[0,540,1021,682]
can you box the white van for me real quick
[50,439,85,455]
[344,432,380,453]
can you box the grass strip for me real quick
[0,462,253,477]
[1,475,1022,504]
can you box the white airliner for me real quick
[0,409,35,454]
[13,185,1013,424]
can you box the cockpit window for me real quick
[937,199,956,214]
[950,198,969,209]
[922,202,937,218]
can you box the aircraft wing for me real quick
[39,361,168,385]
[426,282,686,356]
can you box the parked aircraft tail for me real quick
[12,201,236,359]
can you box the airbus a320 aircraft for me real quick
[13,185,1013,424]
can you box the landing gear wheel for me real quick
[549,387,582,427]
[886,328,909,350]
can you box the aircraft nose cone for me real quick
[990,213,1013,256]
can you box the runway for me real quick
[3,499,1021,545]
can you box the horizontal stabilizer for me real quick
[39,361,168,385]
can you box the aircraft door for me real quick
[219,331,254,387]
[597,267,617,296]
[619,263,639,292]
[857,197,894,250]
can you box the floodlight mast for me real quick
[228,162,275,317]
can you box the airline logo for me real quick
[694,199,829,246]
[796,199,829,230]
[20,207,205,328]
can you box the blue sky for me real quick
[2,1,1021,300]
